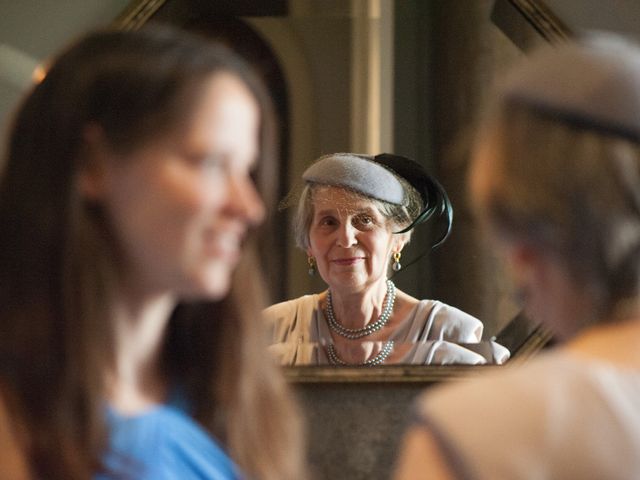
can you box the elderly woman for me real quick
[264,152,508,365]
[394,34,640,479]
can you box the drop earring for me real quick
[392,251,402,272]
[308,256,317,276]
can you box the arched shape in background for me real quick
[118,0,293,301]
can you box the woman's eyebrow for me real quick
[314,208,338,217]
[355,206,377,214]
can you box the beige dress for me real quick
[413,350,640,479]
[263,294,508,365]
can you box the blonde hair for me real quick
[474,103,640,320]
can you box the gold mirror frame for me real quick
[112,0,566,383]
[114,0,167,30]
[284,323,553,382]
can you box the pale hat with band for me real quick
[302,153,405,204]
[500,33,640,143]
[302,152,453,246]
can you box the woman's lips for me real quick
[203,231,243,261]
[331,257,363,266]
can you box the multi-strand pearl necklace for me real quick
[326,341,395,366]
[325,279,396,339]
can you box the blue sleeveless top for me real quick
[97,402,241,480]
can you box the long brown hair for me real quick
[0,26,304,479]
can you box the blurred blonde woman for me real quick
[395,34,640,480]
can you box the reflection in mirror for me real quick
[245,1,527,350]
[116,1,554,374]
[264,151,511,365]
[270,340,509,366]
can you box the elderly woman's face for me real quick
[307,186,404,292]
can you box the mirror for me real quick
[116,0,559,371]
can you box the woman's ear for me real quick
[505,242,539,284]
[392,236,407,254]
[77,123,109,201]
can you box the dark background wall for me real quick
[392,0,522,337]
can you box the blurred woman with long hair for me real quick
[0,25,305,480]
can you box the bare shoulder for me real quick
[0,387,30,480]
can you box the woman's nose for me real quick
[336,222,358,247]
[227,175,265,226]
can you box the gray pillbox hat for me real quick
[302,153,405,205]
[301,152,454,241]
[501,33,640,142]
